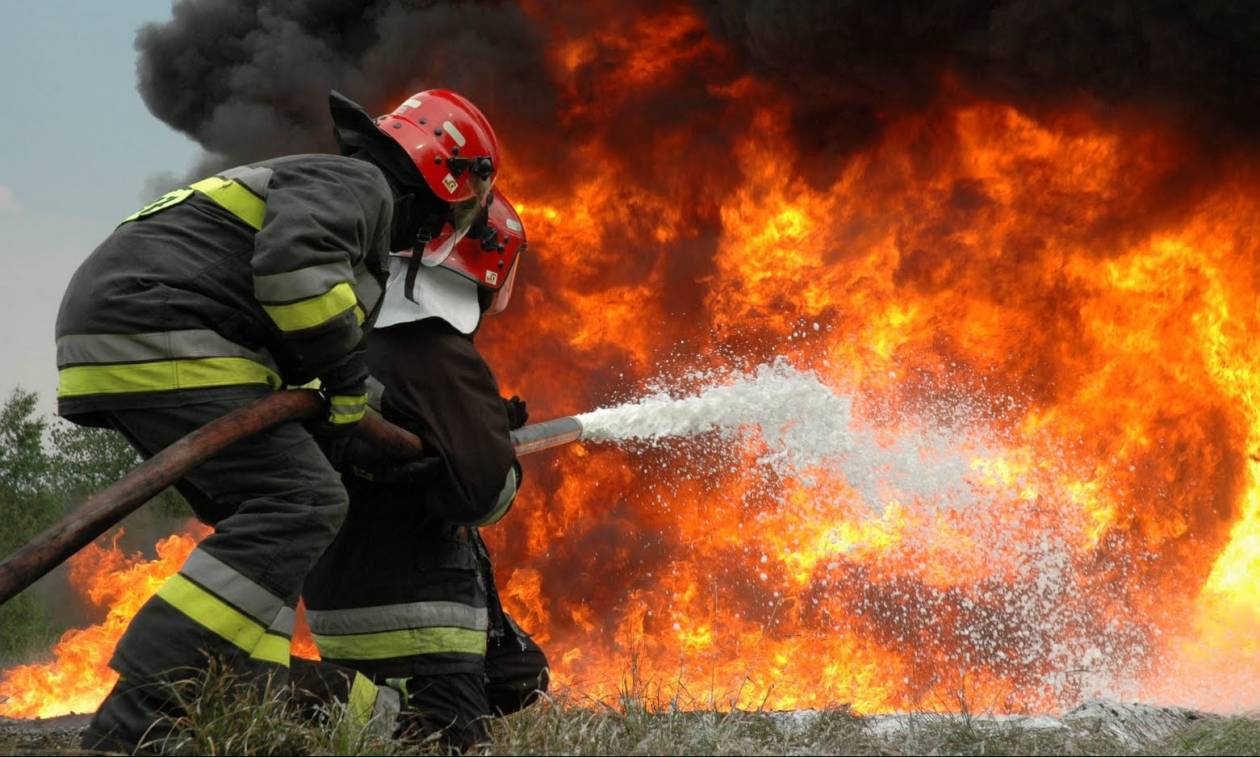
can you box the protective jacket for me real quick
[55,154,392,420]
[302,318,520,679]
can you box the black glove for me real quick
[503,395,528,430]
[318,380,368,434]
[317,429,439,485]
[349,454,440,485]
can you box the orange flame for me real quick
[474,3,1260,714]
[0,526,207,718]
[0,524,322,719]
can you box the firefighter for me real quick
[299,155,546,748]
[58,89,501,752]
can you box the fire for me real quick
[8,1,1260,720]
[0,524,320,719]
[476,3,1260,715]
[0,526,207,718]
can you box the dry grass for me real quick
[485,698,1141,756]
[152,665,1260,756]
[2,665,1257,756]
[148,661,405,756]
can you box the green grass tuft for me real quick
[1155,715,1260,757]
[147,661,406,756]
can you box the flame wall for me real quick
[472,5,1260,712]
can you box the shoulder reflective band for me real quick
[189,176,266,230]
[121,188,195,224]
[119,176,266,230]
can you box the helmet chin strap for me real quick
[404,225,431,304]
[403,206,450,303]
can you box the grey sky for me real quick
[0,1,200,414]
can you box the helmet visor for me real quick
[421,172,495,267]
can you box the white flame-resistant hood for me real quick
[374,255,482,334]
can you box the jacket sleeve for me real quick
[369,319,519,526]
[251,158,392,385]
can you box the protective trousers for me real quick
[81,398,350,753]
[387,610,549,749]
[302,513,548,750]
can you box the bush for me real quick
[0,389,190,662]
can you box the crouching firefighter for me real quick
[57,87,504,752]
[301,95,545,751]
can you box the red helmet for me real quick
[441,188,526,315]
[375,90,500,267]
[376,89,500,202]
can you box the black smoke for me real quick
[137,1,1260,189]
[703,1,1260,161]
[135,0,557,176]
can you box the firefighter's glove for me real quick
[350,455,439,485]
[313,383,367,473]
[320,381,369,436]
[503,395,528,430]
[316,349,370,436]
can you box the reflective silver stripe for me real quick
[254,261,354,304]
[306,601,488,635]
[354,263,383,315]
[478,466,518,526]
[373,686,401,726]
[329,399,366,416]
[57,330,278,370]
[220,165,273,199]
[179,548,286,627]
[270,606,296,637]
[365,376,385,412]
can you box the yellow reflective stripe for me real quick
[57,357,281,397]
[158,574,266,655]
[314,627,487,661]
[190,177,266,230]
[251,632,291,667]
[330,409,366,425]
[328,393,367,425]
[262,282,357,332]
[306,601,487,635]
[354,305,366,326]
[329,393,367,405]
[121,188,194,224]
[348,673,378,725]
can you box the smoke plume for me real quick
[135,0,557,176]
[703,1,1260,150]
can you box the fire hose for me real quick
[0,389,584,606]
